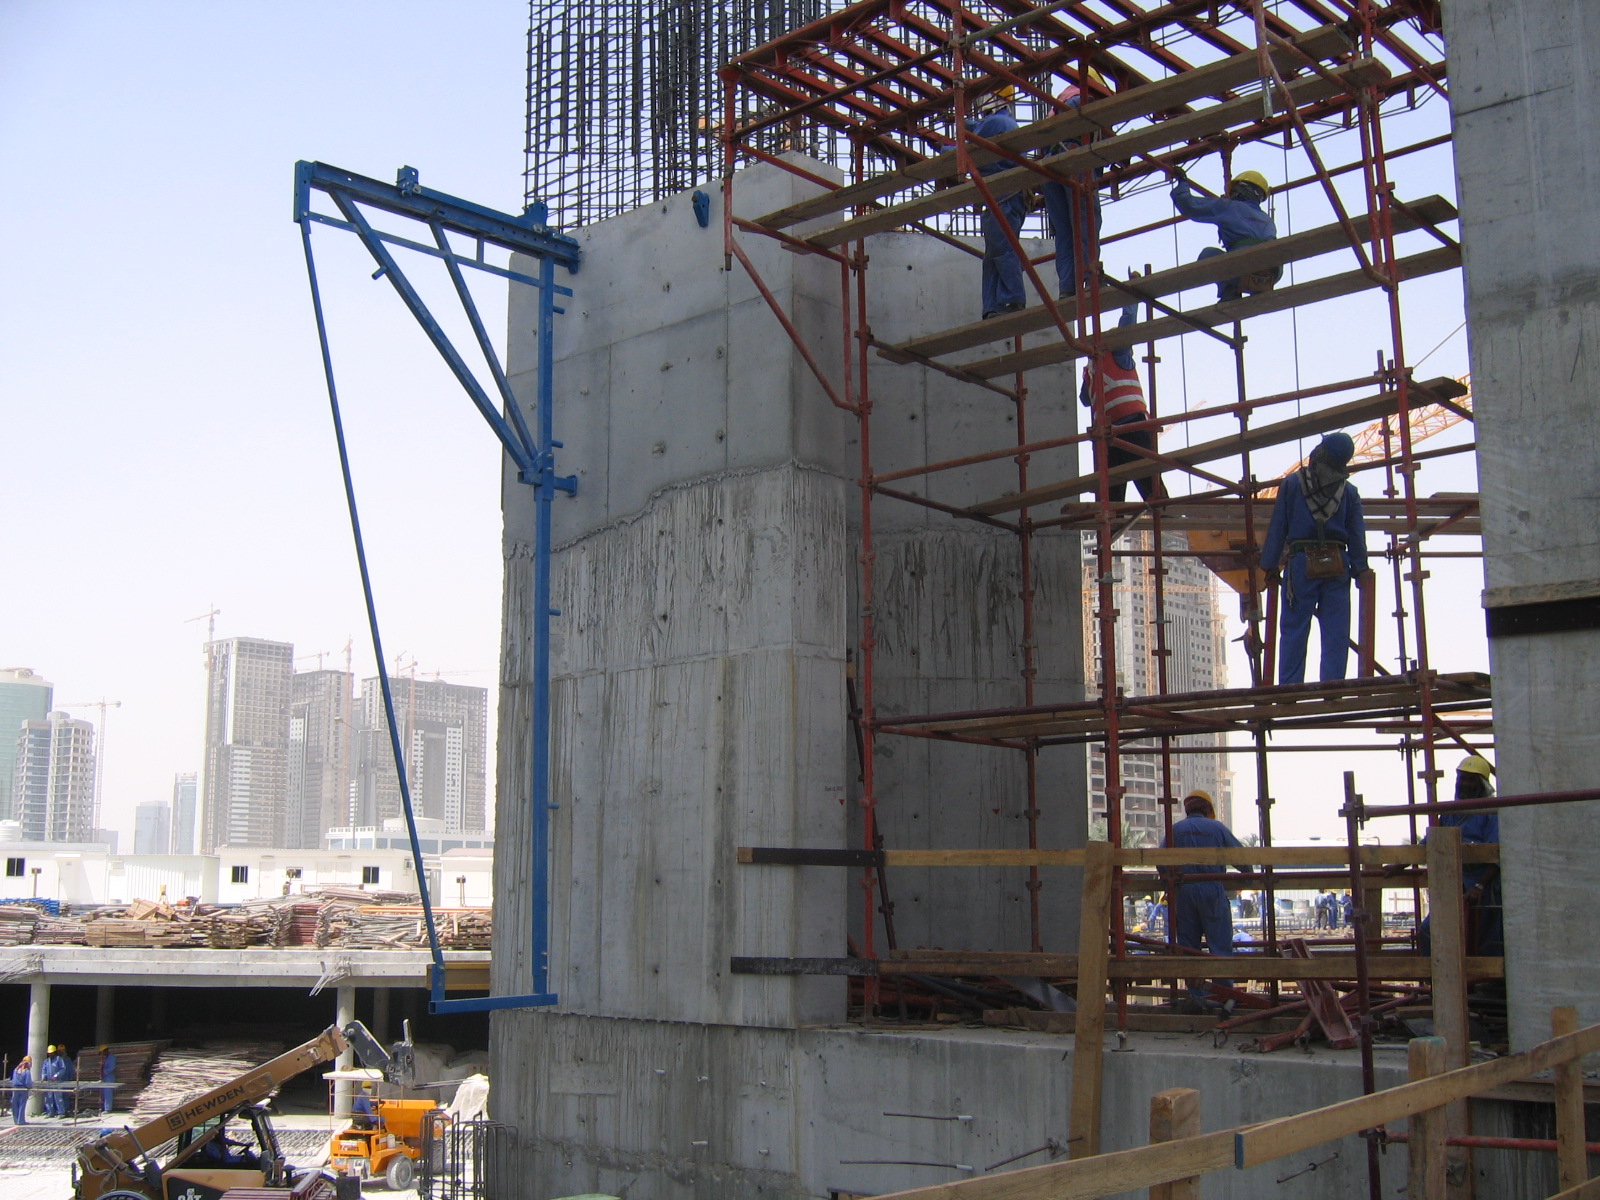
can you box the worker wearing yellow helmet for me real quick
[966,83,1027,319]
[41,1043,73,1117]
[1041,67,1112,299]
[1165,789,1244,1013]
[1170,163,1282,301]
[1419,754,1502,957]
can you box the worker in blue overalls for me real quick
[1419,755,1503,957]
[1171,168,1281,301]
[1261,431,1368,684]
[1040,74,1106,300]
[1166,790,1243,1013]
[966,86,1027,320]
[8,1056,31,1125]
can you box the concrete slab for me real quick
[0,947,486,988]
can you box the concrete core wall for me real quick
[1448,0,1600,1048]
[489,159,1101,1198]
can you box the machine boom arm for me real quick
[75,1026,348,1198]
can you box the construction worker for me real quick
[1260,431,1368,684]
[1040,74,1105,299]
[41,1044,72,1116]
[1170,168,1281,301]
[1080,305,1167,502]
[1165,790,1243,1013]
[352,1080,380,1129]
[9,1056,31,1125]
[966,86,1027,320]
[98,1045,117,1113]
[1419,755,1503,957]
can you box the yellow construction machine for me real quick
[72,1020,415,1200]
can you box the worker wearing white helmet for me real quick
[1040,69,1109,299]
[966,85,1027,320]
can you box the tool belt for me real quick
[1290,539,1346,580]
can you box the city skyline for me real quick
[4,638,497,852]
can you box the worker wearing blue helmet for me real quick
[1260,431,1368,684]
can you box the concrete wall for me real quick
[490,158,1092,1196]
[1448,0,1600,1047]
[490,1012,1417,1200]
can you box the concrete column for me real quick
[94,986,114,1045]
[26,981,49,1118]
[372,987,390,1044]
[1448,0,1600,1047]
[334,985,355,1117]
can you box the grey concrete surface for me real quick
[1448,0,1600,1048]
[491,159,1092,1195]
[492,1011,1424,1200]
[0,947,487,989]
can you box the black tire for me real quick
[98,1192,156,1200]
[385,1154,416,1190]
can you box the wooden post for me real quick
[1426,824,1472,1197]
[1554,1006,1589,1192]
[1069,839,1115,1159]
[1427,826,1469,1067]
[1406,1036,1449,1200]
[1357,569,1377,676]
[1149,1088,1201,1200]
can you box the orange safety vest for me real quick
[1084,356,1147,425]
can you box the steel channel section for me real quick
[295,162,578,1014]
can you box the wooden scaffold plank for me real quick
[887,196,1457,364]
[1069,839,1115,1159]
[968,376,1469,516]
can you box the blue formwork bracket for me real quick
[295,161,581,271]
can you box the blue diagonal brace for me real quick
[331,193,538,477]
[427,219,540,470]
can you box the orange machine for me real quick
[327,1090,446,1190]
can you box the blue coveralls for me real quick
[1170,180,1278,299]
[9,1065,30,1124]
[1261,470,1368,684]
[41,1053,71,1116]
[100,1052,116,1113]
[1041,95,1101,298]
[1419,811,1503,956]
[967,108,1027,317]
[1167,815,1243,1001]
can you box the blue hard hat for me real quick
[1317,431,1355,466]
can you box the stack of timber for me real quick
[0,905,40,946]
[33,913,92,944]
[129,1041,284,1122]
[85,917,208,948]
[318,905,491,950]
[77,1042,164,1115]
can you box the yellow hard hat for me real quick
[1083,67,1110,93]
[1458,754,1495,779]
[47,1045,56,1054]
[1231,170,1270,196]
[994,84,1016,104]
[1183,789,1215,813]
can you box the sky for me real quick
[0,3,1481,853]
[1,2,531,845]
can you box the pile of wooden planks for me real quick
[0,905,40,946]
[129,1042,283,1122]
[318,905,492,950]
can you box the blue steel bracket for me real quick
[295,158,577,1017]
[294,160,581,270]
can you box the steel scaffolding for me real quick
[715,0,1495,1192]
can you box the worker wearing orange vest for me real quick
[1080,306,1166,502]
